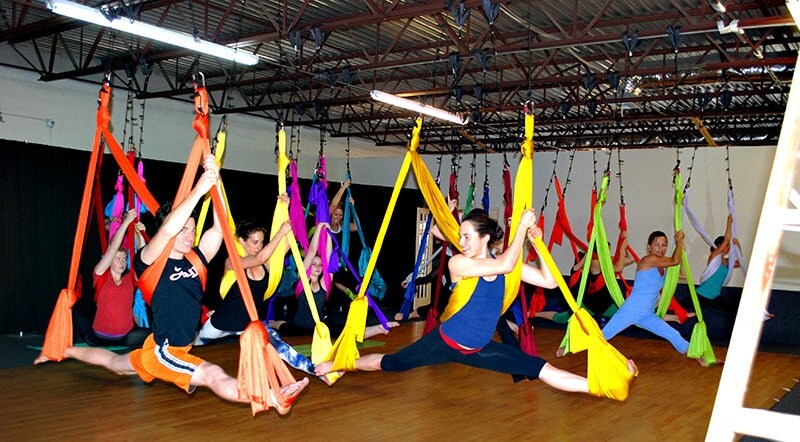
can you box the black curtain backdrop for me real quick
[0,139,425,334]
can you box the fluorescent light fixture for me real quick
[47,0,259,66]
[370,90,468,125]
[708,0,726,13]
[788,0,800,27]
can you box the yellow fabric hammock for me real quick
[327,110,636,400]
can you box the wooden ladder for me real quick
[705,14,800,439]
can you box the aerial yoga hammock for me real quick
[486,106,637,399]
[558,172,627,355]
[682,147,748,286]
[332,107,635,400]
[339,144,387,301]
[419,159,462,334]
[300,149,390,325]
[655,163,717,366]
[39,78,159,363]
[397,157,445,322]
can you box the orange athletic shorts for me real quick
[129,334,205,393]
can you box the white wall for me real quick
[2,63,798,291]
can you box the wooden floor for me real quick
[2,322,797,441]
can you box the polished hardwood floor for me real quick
[2,321,797,441]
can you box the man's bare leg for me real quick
[35,346,137,376]
[193,362,309,414]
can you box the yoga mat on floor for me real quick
[293,340,384,357]
[28,342,131,352]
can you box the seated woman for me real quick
[316,208,636,396]
[601,230,705,365]
[269,222,397,339]
[77,209,149,347]
[695,214,772,321]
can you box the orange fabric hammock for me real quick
[41,80,295,415]
[39,80,160,361]
[160,83,297,415]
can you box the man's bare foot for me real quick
[364,321,399,339]
[315,361,334,376]
[33,353,52,365]
[555,346,566,358]
[394,310,420,321]
[271,377,309,415]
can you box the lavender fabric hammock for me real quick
[683,187,747,286]
[289,160,310,254]
[324,226,390,328]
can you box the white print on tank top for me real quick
[169,265,199,281]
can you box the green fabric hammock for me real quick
[561,174,626,354]
[656,170,717,365]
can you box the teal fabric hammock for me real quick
[342,172,387,300]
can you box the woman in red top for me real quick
[78,209,149,346]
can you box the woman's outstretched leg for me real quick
[537,363,589,393]
[315,353,385,376]
[364,321,399,339]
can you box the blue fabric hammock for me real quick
[399,213,434,319]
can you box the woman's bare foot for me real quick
[33,353,52,365]
[318,370,346,386]
[364,321,399,339]
[270,377,309,415]
[535,311,557,321]
[627,359,638,376]
[555,346,566,358]
[268,320,286,330]
[696,357,708,367]
[394,310,420,321]
[505,319,519,335]
[315,361,334,376]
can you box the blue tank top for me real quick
[628,267,665,310]
[697,265,728,299]
[440,274,504,349]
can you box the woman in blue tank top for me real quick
[316,208,635,396]
[602,230,705,364]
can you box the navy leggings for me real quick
[381,326,547,378]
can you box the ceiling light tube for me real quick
[47,0,259,66]
[370,90,468,125]
[789,0,800,27]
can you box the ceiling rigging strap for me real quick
[464,152,477,213]
[561,151,576,199]
[481,152,490,211]
[539,150,559,216]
